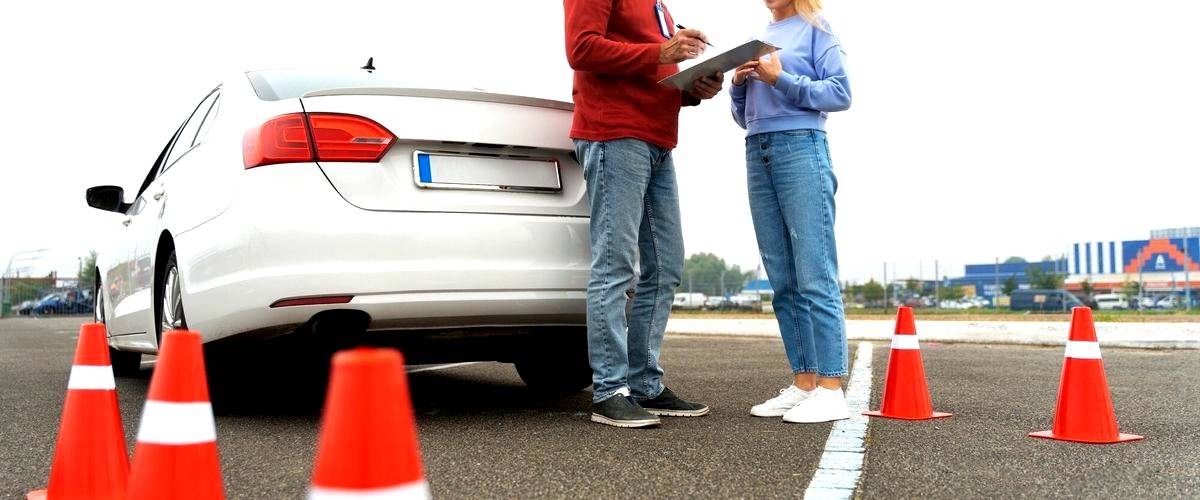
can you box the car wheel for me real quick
[97,280,141,376]
[514,329,591,395]
[156,251,187,342]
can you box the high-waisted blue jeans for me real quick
[746,129,848,378]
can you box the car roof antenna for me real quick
[361,57,375,73]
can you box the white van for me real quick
[673,293,707,310]
[1094,293,1128,310]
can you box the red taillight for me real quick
[269,295,355,308]
[243,113,395,169]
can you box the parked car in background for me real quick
[1009,289,1085,312]
[31,292,93,315]
[1138,296,1158,309]
[1156,295,1179,309]
[731,295,763,312]
[1094,293,1129,310]
[704,296,733,310]
[85,67,592,393]
[13,300,35,315]
[673,293,707,310]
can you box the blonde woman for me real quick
[730,0,852,422]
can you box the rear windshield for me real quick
[246,69,413,101]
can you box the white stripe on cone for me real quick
[136,401,217,445]
[67,365,116,390]
[309,481,431,500]
[1064,340,1102,360]
[890,335,920,350]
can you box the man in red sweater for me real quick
[565,0,723,428]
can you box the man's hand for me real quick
[732,61,758,86]
[752,51,782,86]
[659,28,708,64]
[688,71,724,100]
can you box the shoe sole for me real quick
[782,413,851,424]
[590,414,661,428]
[644,406,711,417]
[750,408,789,418]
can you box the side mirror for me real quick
[86,185,127,213]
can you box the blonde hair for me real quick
[793,0,827,31]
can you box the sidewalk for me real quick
[666,318,1200,349]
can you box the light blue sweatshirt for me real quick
[730,15,851,135]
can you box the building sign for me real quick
[1122,238,1200,273]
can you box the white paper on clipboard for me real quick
[658,39,780,93]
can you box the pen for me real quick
[675,24,714,47]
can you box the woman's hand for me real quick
[753,51,783,86]
[732,61,758,86]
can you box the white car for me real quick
[1094,293,1128,310]
[87,68,592,391]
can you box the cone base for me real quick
[26,489,47,500]
[863,410,953,420]
[1028,430,1144,444]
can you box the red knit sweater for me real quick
[564,0,693,150]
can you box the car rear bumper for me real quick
[174,165,589,344]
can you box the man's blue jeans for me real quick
[574,138,683,403]
[746,130,848,378]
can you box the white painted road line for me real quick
[804,341,874,500]
[406,362,480,374]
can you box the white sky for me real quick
[1,0,1197,283]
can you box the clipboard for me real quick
[659,39,780,93]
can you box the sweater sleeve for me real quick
[564,0,662,76]
[730,81,748,129]
[772,43,852,112]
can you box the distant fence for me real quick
[0,276,93,318]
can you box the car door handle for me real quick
[152,189,166,201]
[122,218,132,227]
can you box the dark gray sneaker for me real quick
[591,395,662,428]
[636,387,710,417]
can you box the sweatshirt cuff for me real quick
[772,71,800,96]
[730,81,747,98]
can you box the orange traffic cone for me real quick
[864,307,952,420]
[27,323,129,500]
[309,348,429,499]
[126,329,224,499]
[1029,307,1143,444]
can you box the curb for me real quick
[666,318,1200,350]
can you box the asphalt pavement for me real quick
[2,317,1197,498]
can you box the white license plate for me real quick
[413,151,561,192]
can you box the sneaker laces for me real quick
[769,385,802,403]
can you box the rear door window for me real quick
[161,88,220,175]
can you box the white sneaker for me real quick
[782,387,851,423]
[750,385,812,417]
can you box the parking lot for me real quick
[2,316,1198,498]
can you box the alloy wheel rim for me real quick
[161,266,184,334]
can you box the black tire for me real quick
[514,329,592,394]
[155,251,187,343]
[110,347,142,377]
[515,357,592,395]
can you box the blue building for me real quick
[946,259,1067,302]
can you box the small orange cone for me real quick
[126,329,224,500]
[1030,307,1143,444]
[864,307,952,420]
[309,348,429,499]
[27,323,129,500]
